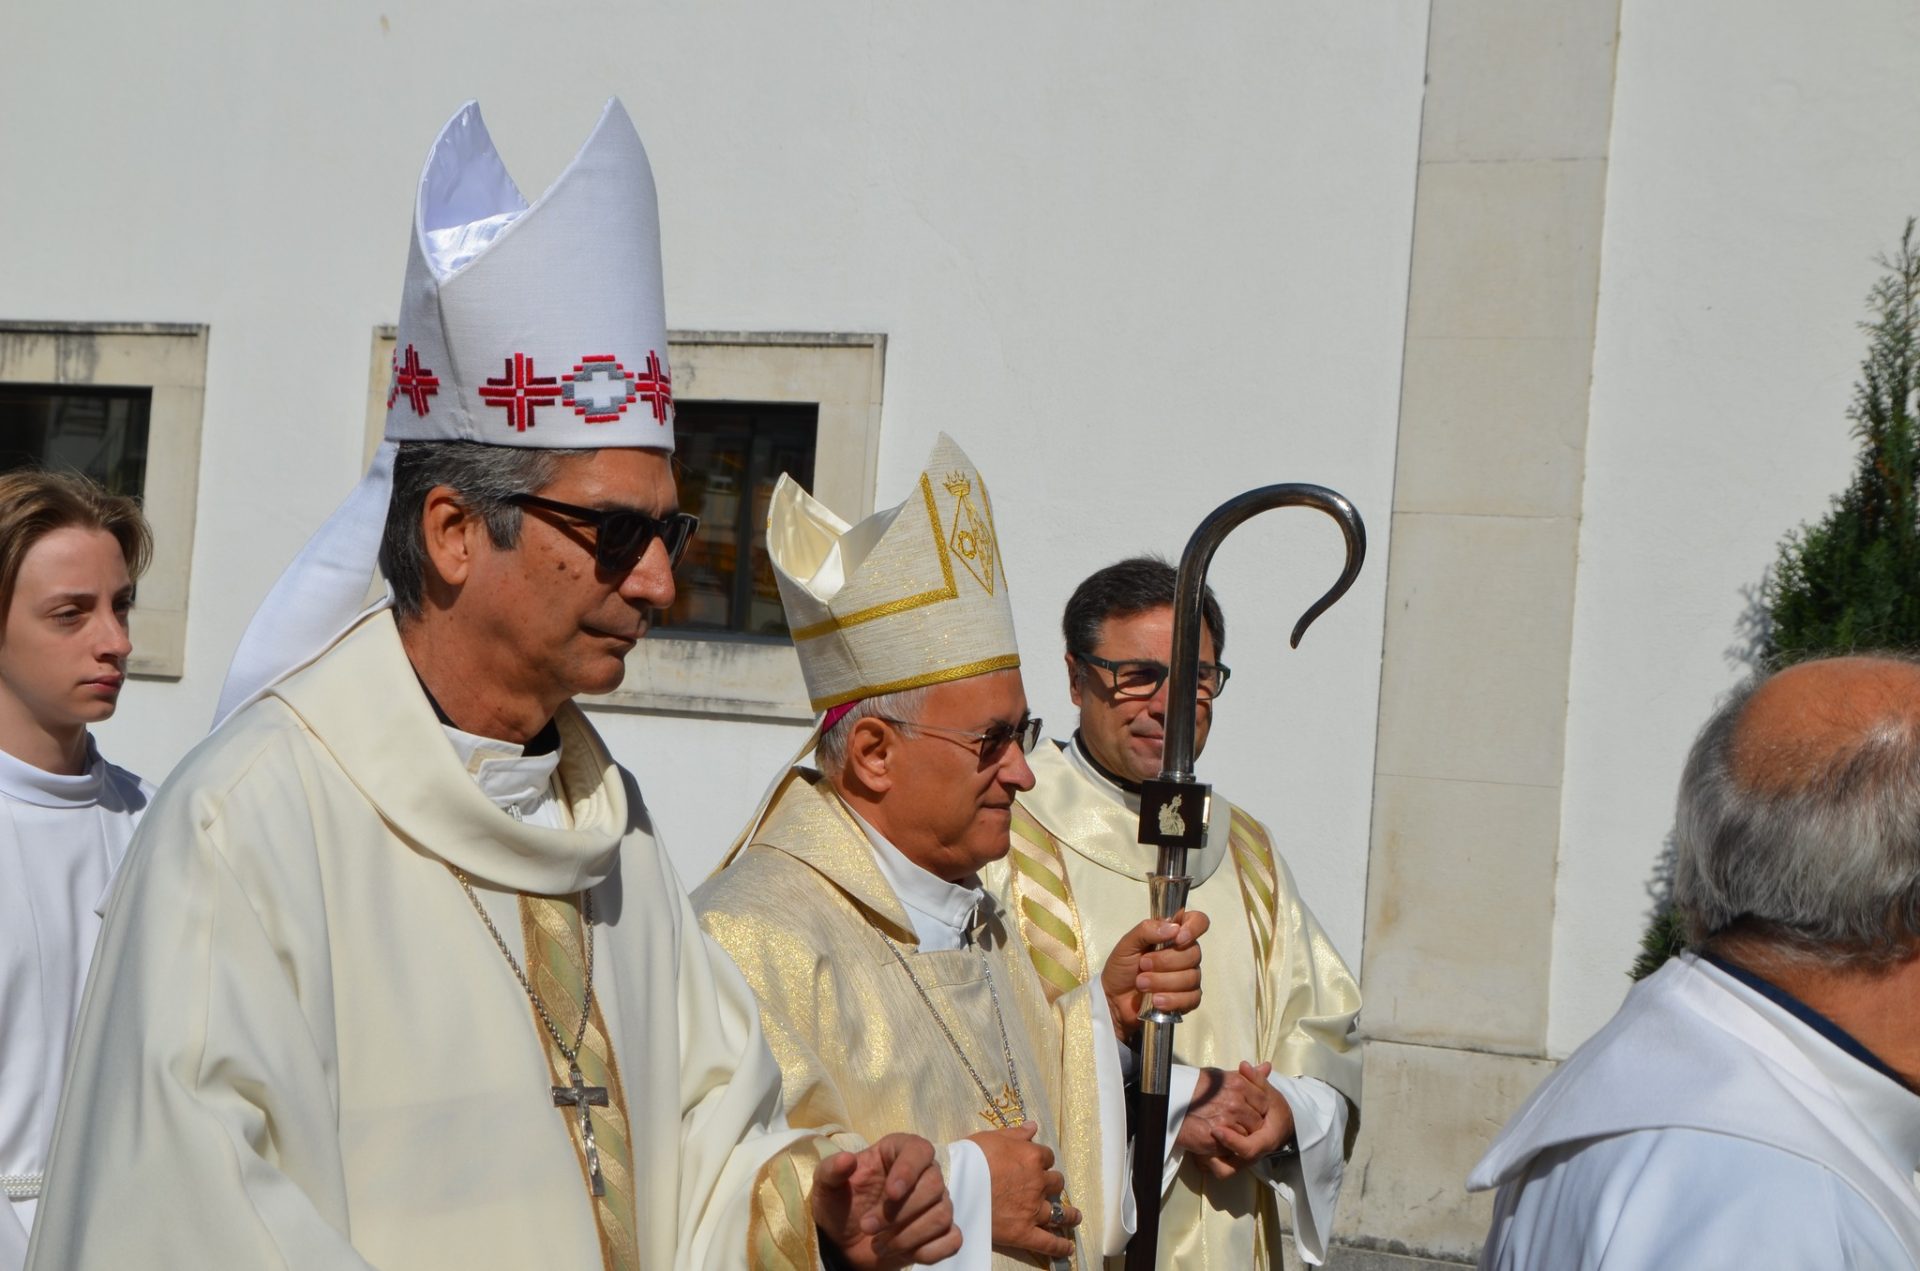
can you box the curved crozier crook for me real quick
[1124,480,1367,1271]
[1159,482,1368,783]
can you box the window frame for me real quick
[0,322,209,679]
[366,328,884,721]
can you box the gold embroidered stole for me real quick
[1009,802,1286,1265]
[1006,801,1282,1031]
[1223,808,1281,1044]
[1007,804,1091,998]
[748,1137,834,1269]
[520,894,641,1271]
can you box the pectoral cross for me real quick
[978,1083,1027,1130]
[553,1060,610,1196]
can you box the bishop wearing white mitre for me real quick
[696,436,1212,1269]
[25,101,956,1271]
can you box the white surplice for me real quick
[1472,954,1920,1269]
[24,612,818,1270]
[0,743,147,1270]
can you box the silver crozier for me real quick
[1124,483,1366,1271]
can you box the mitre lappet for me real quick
[216,98,677,726]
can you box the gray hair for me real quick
[379,441,588,620]
[815,686,932,778]
[1674,657,1920,968]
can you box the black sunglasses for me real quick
[507,493,699,574]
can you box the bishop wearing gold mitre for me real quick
[695,435,1222,1269]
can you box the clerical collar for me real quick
[413,670,562,818]
[0,737,107,810]
[1062,731,1234,887]
[847,806,984,951]
[1700,952,1913,1092]
[1073,731,1143,795]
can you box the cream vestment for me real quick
[27,613,820,1270]
[987,739,1363,1268]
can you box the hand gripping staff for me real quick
[1124,483,1366,1271]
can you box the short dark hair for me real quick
[1061,556,1225,660]
[378,441,587,620]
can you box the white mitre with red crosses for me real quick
[216,99,676,726]
[383,99,675,447]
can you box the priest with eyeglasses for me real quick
[695,436,1228,1270]
[25,100,957,1271]
[982,557,1363,1269]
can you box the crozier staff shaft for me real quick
[1124,483,1366,1271]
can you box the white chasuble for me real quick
[25,612,822,1271]
[0,744,148,1270]
[694,770,1131,1270]
[1472,955,1920,1269]
[984,740,1363,1269]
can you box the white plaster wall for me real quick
[1553,0,1920,1054]
[2,2,1426,966]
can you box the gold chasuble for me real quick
[26,612,826,1271]
[984,741,1363,1271]
[696,770,1124,1270]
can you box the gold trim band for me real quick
[808,653,1022,711]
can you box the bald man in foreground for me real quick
[1470,655,1920,1268]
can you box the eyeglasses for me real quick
[1074,652,1232,701]
[875,714,1044,761]
[507,493,699,575]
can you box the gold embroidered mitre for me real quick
[769,433,1018,711]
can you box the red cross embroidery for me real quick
[562,355,639,424]
[478,354,561,432]
[391,344,441,417]
[633,350,673,425]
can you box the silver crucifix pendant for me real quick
[552,1060,610,1196]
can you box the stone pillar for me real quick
[1333,2,1623,1264]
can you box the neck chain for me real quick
[452,869,613,1197]
[880,933,1029,1129]
[452,869,596,1064]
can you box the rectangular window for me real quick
[0,323,209,679]
[662,402,818,639]
[0,384,153,497]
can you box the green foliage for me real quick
[1764,219,1920,664]
[1634,221,1920,980]
[1630,908,1689,982]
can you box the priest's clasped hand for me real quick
[1100,909,1210,1041]
[967,1120,1082,1261]
[813,1132,963,1268]
[1176,1061,1297,1179]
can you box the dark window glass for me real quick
[661,402,818,638]
[0,383,151,498]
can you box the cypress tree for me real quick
[1633,221,1920,978]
